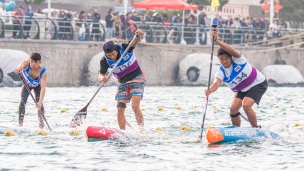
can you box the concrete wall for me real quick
[0,39,102,86]
[1,39,303,86]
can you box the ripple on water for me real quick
[1,87,304,170]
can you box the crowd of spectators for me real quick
[0,3,292,43]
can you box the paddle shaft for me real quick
[86,35,139,105]
[18,73,52,131]
[198,25,217,140]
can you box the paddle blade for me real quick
[196,135,203,143]
[70,105,88,128]
[38,110,45,129]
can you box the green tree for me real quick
[187,0,229,10]
[24,0,45,5]
[260,0,304,22]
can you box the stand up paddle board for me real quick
[85,126,139,142]
[206,126,281,144]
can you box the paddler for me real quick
[98,29,145,132]
[204,28,268,128]
[14,52,47,128]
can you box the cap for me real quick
[103,41,116,53]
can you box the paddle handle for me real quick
[197,25,217,142]
[87,35,139,105]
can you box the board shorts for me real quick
[235,79,268,105]
[115,75,146,102]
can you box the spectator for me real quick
[114,11,121,39]
[86,10,93,20]
[12,6,25,38]
[198,11,206,26]
[252,17,258,29]
[172,14,179,24]
[0,3,6,22]
[105,8,115,39]
[92,7,101,41]
[76,11,85,27]
[259,18,266,30]
[24,5,34,38]
[37,7,44,14]
[212,14,220,25]
[119,12,126,39]
[65,9,73,40]
[226,16,233,27]
[57,9,66,40]
[162,14,169,29]
[47,11,58,38]
[126,12,136,40]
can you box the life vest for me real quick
[21,62,46,88]
[220,61,257,92]
[104,44,139,79]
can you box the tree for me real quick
[260,0,304,22]
[24,0,45,6]
[187,0,229,10]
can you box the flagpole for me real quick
[48,0,51,18]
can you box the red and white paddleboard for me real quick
[85,126,121,141]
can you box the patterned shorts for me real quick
[115,81,145,102]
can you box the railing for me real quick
[0,15,303,47]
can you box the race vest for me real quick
[21,62,46,88]
[220,61,257,92]
[104,44,139,79]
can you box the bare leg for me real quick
[131,96,144,131]
[117,100,127,130]
[230,97,243,126]
[19,86,30,126]
[242,97,258,127]
[34,86,45,129]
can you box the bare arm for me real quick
[131,29,144,48]
[37,73,47,110]
[212,28,242,58]
[98,72,109,83]
[14,60,29,74]
[204,78,222,97]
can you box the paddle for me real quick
[70,35,139,128]
[196,24,217,143]
[18,73,52,131]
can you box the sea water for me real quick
[0,86,304,170]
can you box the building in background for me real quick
[205,0,263,20]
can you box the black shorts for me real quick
[235,79,268,105]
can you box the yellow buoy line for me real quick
[3,128,81,137]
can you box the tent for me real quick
[178,53,221,86]
[133,0,198,10]
[0,49,29,87]
[133,0,198,44]
[87,51,117,86]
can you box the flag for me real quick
[211,0,220,12]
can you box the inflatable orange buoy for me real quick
[60,109,67,113]
[155,127,163,131]
[205,127,224,144]
[4,130,15,136]
[176,106,182,110]
[37,129,47,136]
[180,125,190,131]
[294,123,301,127]
[70,129,80,136]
